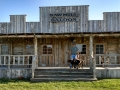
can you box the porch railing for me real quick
[95,54,120,67]
[80,55,90,67]
[0,55,35,69]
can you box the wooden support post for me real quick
[34,36,38,68]
[89,35,93,69]
[93,58,96,79]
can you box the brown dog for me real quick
[76,60,84,69]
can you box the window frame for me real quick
[26,44,34,55]
[95,44,105,54]
[42,44,53,55]
[0,44,10,55]
[13,44,24,55]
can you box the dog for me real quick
[67,59,84,69]
[77,60,84,69]
[101,56,109,67]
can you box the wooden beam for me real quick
[0,35,34,38]
[0,33,120,38]
[35,34,120,38]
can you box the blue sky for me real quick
[0,0,120,22]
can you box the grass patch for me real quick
[0,78,120,90]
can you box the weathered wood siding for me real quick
[37,38,90,67]
[0,69,31,78]
[103,12,120,32]
[0,6,120,34]
[40,5,89,33]
[0,38,34,55]
[0,23,11,34]
[88,20,104,32]
[10,15,26,33]
[26,22,40,33]
[96,68,120,78]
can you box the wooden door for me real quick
[38,40,70,67]
[39,44,54,67]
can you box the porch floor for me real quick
[0,66,120,70]
[37,67,120,70]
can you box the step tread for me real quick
[34,71,93,73]
[32,68,96,82]
[31,77,97,81]
[34,75,93,78]
[35,69,91,71]
[35,75,93,76]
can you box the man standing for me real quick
[69,42,79,68]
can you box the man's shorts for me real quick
[70,55,76,60]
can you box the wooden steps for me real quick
[30,68,97,82]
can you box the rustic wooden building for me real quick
[0,5,120,80]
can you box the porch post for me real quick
[89,35,93,69]
[34,36,38,68]
[93,58,96,79]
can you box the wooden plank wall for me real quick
[103,12,120,32]
[26,22,40,33]
[40,5,89,33]
[10,15,26,33]
[37,38,90,67]
[88,20,104,32]
[0,38,34,55]
[38,38,71,67]
[0,7,120,34]
[0,23,11,34]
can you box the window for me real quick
[76,44,86,54]
[13,45,23,55]
[96,45,104,54]
[26,45,34,55]
[42,45,52,54]
[81,45,86,54]
[1,45,9,54]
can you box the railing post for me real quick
[93,57,96,79]
[23,56,24,65]
[18,56,20,65]
[8,56,11,78]
[115,56,116,64]
[13,56,15,64]
[8,56,10,69]
[4,56,6,65]
[0,55,2,65]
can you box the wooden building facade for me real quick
[0,5,120,78]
